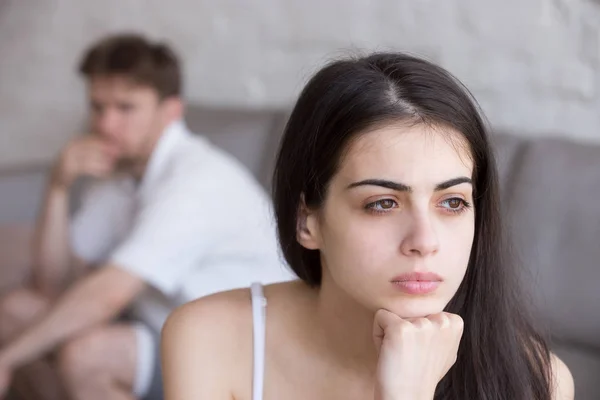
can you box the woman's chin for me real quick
[381,297,448,319]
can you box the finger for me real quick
[445,313,464,334]
[88,135,120,153]
[427,312,450,328]
[373,309,406,350]
[85,141,118,158]
[69,147,105,168]
[100,142,121,158]
[82,160,115,178]
[72,135,101,150]
[373,309,402,336]
[409,317,434,330]
[79,158,112,175]
[81,147,118,166]
[441,312,463,326]
[79,136,115,153]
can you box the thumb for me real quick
[372,309,403,353]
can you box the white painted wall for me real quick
[1,0,599,168]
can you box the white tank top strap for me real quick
[250,282,267,400]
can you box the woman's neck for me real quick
[311,273,379,376]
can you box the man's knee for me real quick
[0,288,48,342]
[58,325,140,399]
[0,287,48,320]
[57,329,111,384]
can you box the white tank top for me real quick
[250,282,267,400]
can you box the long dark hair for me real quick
[272,53,552,399]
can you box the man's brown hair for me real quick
[79,33,181,99]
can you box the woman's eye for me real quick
[439,198,471,214]
[447,198,463,209]
[366,199,398,213]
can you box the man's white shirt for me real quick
[70,120,294,331]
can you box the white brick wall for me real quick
[0,0,599,168]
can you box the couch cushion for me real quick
[506,137,600,351]
[0,167,48,224]
[258,111,289,191]
[490,132,527,209]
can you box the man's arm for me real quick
[32,137,119,298]
[0,265,146,370]
[31,179,74,298]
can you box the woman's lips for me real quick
[390,272,442,295]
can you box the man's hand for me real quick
[52,136,120,189]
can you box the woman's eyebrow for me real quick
[346,177,473,192]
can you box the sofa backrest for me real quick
[0,107,598,398]
[185,106,288,189]
[493,133,600,399]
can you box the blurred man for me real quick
[0,34,292,400]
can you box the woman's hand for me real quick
[373,309,464,400]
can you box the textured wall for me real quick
[1,0,599,168]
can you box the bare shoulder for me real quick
[161,281,304,400]
[161,287,254,399]
[550,352,574,400]
[162,287,254,341]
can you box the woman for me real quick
[161,53,574,400]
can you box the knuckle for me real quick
[432,312,449,327]
[413,317,433,331]
[391,321,415,338]
[446,313,462,324]
[454,315,465,330]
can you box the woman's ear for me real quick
[296,194,320,250]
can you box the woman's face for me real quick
[300,123,475,318]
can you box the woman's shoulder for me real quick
[527,339,574,400]
[161,280,307,361]
[161,287,254,373]
[163,287,251,337]
[161,281,304,398]
[164,283,267,348]
[549,352,574,400]
[163,280,303,335]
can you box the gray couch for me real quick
[1,107,598,399]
